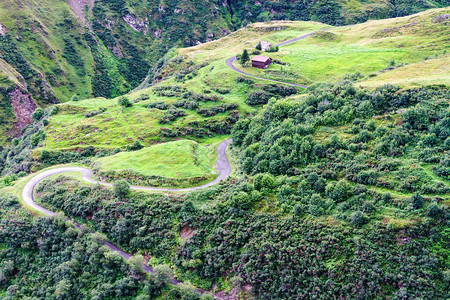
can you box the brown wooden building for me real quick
[251,55,272,69]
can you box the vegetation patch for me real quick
[94,140,215,182]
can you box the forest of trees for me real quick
[3,82,444,298]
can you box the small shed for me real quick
[255,41,273,51]
[251,55,272,69]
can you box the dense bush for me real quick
[246,90,272,105]
[197,103,238,117]
[159,107,187,124]
[0,194,163,299]
[118,96,132,107]
[147,101,170,110]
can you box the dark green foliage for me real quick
[71,94,79,101]
[427,202,441,218]
[409,192,424,209]
[0,194,162,299]
[126,140,143,151]
[113,179,130,198]
[326,180,352,203]
[246,90,272,106]
[350,210,368,226]
[173,100,199,110]
[84,107,106,118]
[245,84,298,106]
[118,96,132,108]
[159,107,187,124]
[62,38,84,71]
[31,108,44,122]
[197,103,238,117]
[147,101,170,110]
[240,49,250,65]
[0,35,36,79]
[265,45,279,52]
[254,173,275,194]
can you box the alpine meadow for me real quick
[0,1,449,299]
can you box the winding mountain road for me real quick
[21,138,232,283]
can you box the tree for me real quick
[253,173,275,194]
[128,255,144,273]
[118,96,132,108]
[240,49,249,66]
[114,179,130,198]
[153,264,173,286]
[326,180,351,203]
[256,42,262,51]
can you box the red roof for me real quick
[251,55,271,63]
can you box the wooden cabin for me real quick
[251,55,272,69]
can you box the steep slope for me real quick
[0,1,448,144]
[38,8,449,154]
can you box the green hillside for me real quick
[0,6,449,299]
[39,8,450,154]
[0,0,448,144]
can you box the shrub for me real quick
[382,192,392,204]
[409,193,424,210]
[254,173,275,194]
[215,88,230,94]
[126,140,143,151]
[350,211,368,227]
[236,76,253,84]
[356,101,374,118]
[49,106,59,116]
[71,94,79,101]
[84,108,106,118]
[426,202,441,218]
[246,90,272,106]
[118,97,132,108]
[135,94,149,102]
[128,255,144,273]
[113,179,130,198]
[266,46,279,52]
[326,180,352,203]
[31,108,44,122]
[147,102,170,110]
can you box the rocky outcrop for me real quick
[9,87,36,137]
[123,14,148,34]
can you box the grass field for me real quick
[95,140,214,179]
[41,8,450,155]
[232,8,450,86]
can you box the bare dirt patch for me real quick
[180,226,195,240]
[67,0,95,26]
[9,87,36,137]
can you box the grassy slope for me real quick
[0,0,94,101]
[42,21,326,150]
[232,7,450,87]
[39,8,449,183]
[95,140,213,178]
[43,8,449,151]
